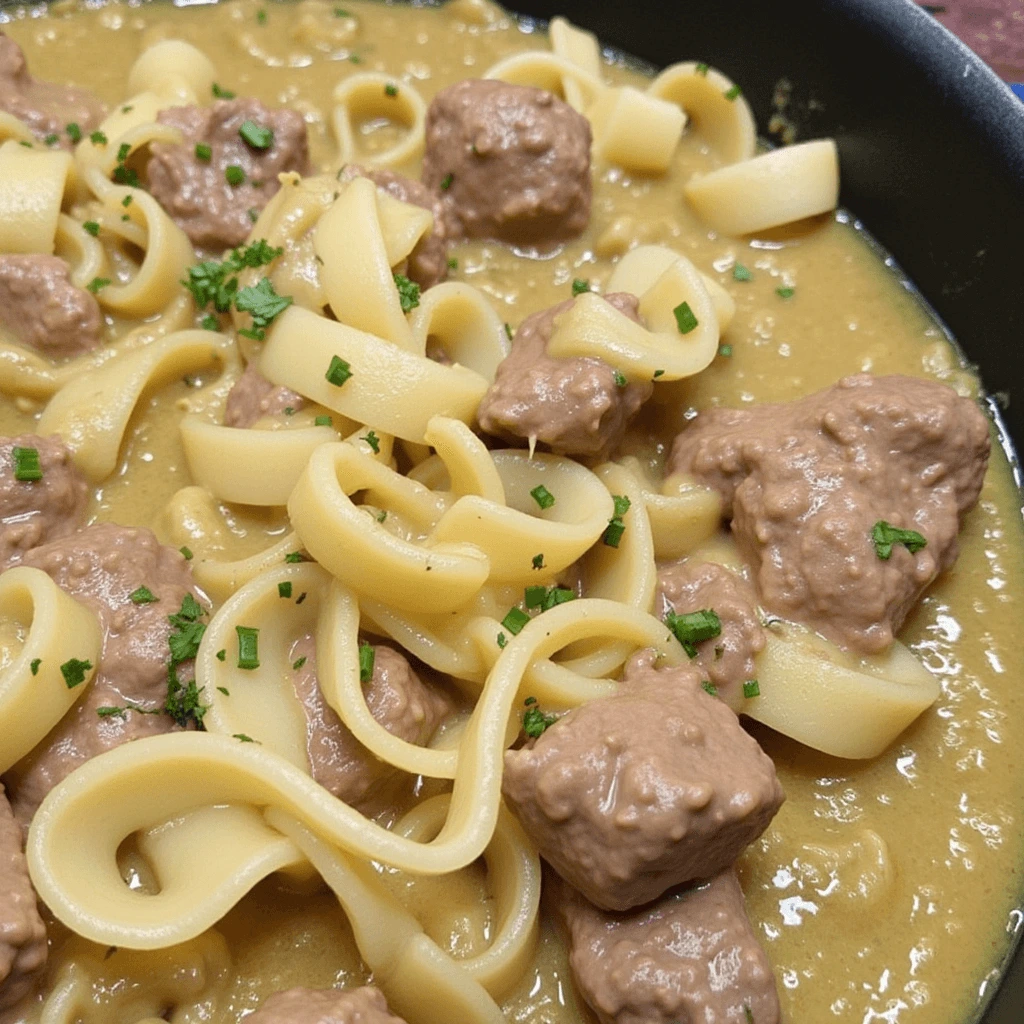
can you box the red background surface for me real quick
[923,0,1024,80]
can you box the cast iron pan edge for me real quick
[502,1,1024,1022]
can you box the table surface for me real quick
[922,0,1024,81]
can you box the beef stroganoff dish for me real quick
[0,1,1021,1023]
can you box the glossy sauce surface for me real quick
[1,2,1022,1022]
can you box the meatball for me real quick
[245,986,408,1024]
[477,292,652,458]
[423,78,592,247]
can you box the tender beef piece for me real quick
[655,560,765,707]
[552,869,780,1024]
[246,986,407,1024]
[0,434,89,572]
[224,362,305,428]
[339,165,448,290]
[148,99,311,250]
[8,525,198,827]
[477,293,653,458]
[0,785,46,1011]
[0,255,102,358]
[0,32,106,148]
[290,636,451,809]
[502,659,784,912]
[422,78,592,247]
[669,374,991,653]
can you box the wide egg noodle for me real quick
[331,72,428,170]
[0,141,74,255]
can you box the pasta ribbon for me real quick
[0,111,35,146]
[648,61,757,164]
[179,416,340,507]
[0,140,73,254]
[83,176,195,318]
[27,599,681,947]
[259,305,488,442]
[546,256,719,382]
[332,72,428,169]
[0,567,102,773]
[483,51,605,115]
[54,213,110,292]
[587,85,686,174]
[127,39,217,105]
[288,441,488,613]
[747,623,941,758]
[684,139,841,236]
[38,329,236,482]
[549,16,601,112]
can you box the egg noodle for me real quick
[0,9,942,1022]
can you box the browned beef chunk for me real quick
[655,559,765,707]
[0,785,46,1011]
[224,361,305,428]
[339,165,449,290]
[0,255,102,358]
[246,986,407,1023]
[0,32,106,147]
[477,292,652,458]
[7,525,199,826]
[290,637,451,810]
[552,868,780,1024]
[0,434,89,572]
[669,374,991,653]
[148,99,311,250]
[422,78,591,247]
[502,655,783,912]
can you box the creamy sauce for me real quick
[1,1,1022,1022]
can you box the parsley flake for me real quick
[393,273,421,313]
[871,521,927,560]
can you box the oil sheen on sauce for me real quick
[1,1,1022,1022]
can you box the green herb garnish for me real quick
[871,521,927,560]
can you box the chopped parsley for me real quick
[97,706,126,718]
[525,585,576,612]
[743,679,761,699]
[724,84,742,101]
[522,696,557,738]
[216,649,227,661]
[235,278,292,340]
[225,165,246,187]
[129,586,158,604]
[501,606,530,636]
[239,120,274,150]
[30,658,41,676]
[719,344,733,357]
[695,62,710,76]
[12,446,42,482]
[393,273,421,313]
[43,133,59,146]
[89,130,107,146]
[530,484,555,510]
[278,581,292,599]
[871,521,927,560]
[87,277,111,294]
[665,607,722,658]
[293,655,307,670]
[122,195,133,208]
[653,369,665,379]
[217,686,230,695]
[180,546,193,560]
[384,83,399,97]
[775,286,795,299]
[673,300,699,334]
[65,122,82,143]
[613,369,627,388]
[212,83,236,99]
[82,220,100,237]
[234,733,256,743]
[201,314,220,331]
[325,355,353,387]
[236,625,260,670]
[112,142,140,187]
[602,494,631,548]
[195,143,212,161]
[532,553,545,570]
[732,263,752,282]
[447,257,458,270]
[702,680,719,697]
[361,430,380,453]
[571,278,590,296]
[257,8,267,22]
[359,642,375,683]
[504,322,514,341]
[496,632,507,649]
[284,551,307,563]
[315,415,333,427]
[60,657,93,689]
[182,239,283,313]
[439,172,454,190]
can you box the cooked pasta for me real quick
[0,4,1019,1024]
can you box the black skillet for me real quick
[503,0,1024,1021]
